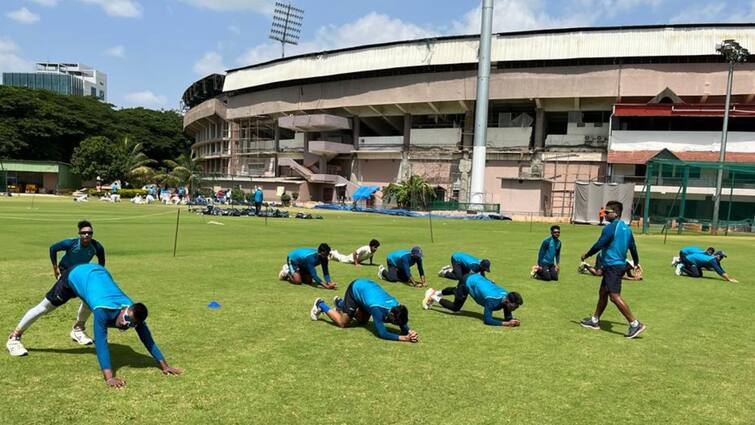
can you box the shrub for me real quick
[280,192,291,206]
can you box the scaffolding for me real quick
[641,159,755,234]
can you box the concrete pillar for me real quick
[273,121,280,177]
[320,156,328,175]
[352,117,360,150]
[351,117,360,182]
[403,114,411,150]
[400,114,412,181]
[303,132,309,153]
[462,109,474,151]
[534,108,546,150]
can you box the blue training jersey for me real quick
[465,273,507,306]
[254,190,263,202]
[50,238,105,270]
[537,236,561,266]
[686,253,725,275]
[351,278,400,310]
[451,252,480,268]
[67,264,133,311]
[586,219,639,267]
[387,249,424,277]
[680,246,705,256]
[288,248,330,284]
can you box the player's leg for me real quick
[536,266,552,281]
[312,282,356,326]
[438,281,469,312]
[549,265,559,281]
[382,265,400,282]
[580,275,611,329]
[70,302,93,345]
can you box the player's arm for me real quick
[710,261,736,281]
[317,260,336,289]
[583,225,614,260]
[351,249,360,266]
[135,323,182,375]
[49,239,72,277]
[537,239,548,265]
[92,310,122,388]
[371,308,417,342]
[416,258,426,286]
[628,233,640,266]
[555,242,561,268]
[94,241,106,266]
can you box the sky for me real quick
[1,0,755,110]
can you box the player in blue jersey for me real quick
[279,244,336,289]
[678,251,737,282]
[47,220,106,346]
[310,279,419,342]
[579,201,646,339]
[6,264,182,388]
[531,225,561,281]
[671,246,714,274]
[422,273,523,327]
[438,252,491,280]
[378,246,426,287]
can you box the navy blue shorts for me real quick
[45,269,77,307]
[341,281,361,318]
[600,265,625,294]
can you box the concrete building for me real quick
[182,24,755,216]
[0,160,81,194]
[2,62,107,100]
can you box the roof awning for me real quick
[278,114,352,132]
[614,103,755,118]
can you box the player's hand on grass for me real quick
[406,330,419,343]
[106,377,126,388]
[503,319,520,327]
[161,366,183,376]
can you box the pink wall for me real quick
[359,159,401,186]
[483,160,526,205]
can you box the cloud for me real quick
[7,7,40,24]
[669,2,726,23]
[178,0,272,13]
[0,37,33,73]
[78,0,142,18]
[193,51,227,75]
[104,45,126,58]
[236,12,439,66]
[228,24,241,35]
[452,0,661,34]
[28,0,59,6]
[124,90,167,107]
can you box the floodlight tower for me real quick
[711,39,749,235]
[469,0,494,205]
[269,2,304,58]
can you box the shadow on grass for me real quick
[431,307,508,323]
[28,343,157,372]
[568,320,638,337]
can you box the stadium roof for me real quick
[224,23,755,93]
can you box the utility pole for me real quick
[469,0,494,205]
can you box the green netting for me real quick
[429,201,500,213]
[640,159,755,235]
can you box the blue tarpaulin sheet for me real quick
[314,204,510,220]
[351,185,380,201]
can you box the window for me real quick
[90,87,97,96]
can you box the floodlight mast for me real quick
[269,2,304,58]
[711,39,749,235]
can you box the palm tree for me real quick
[163,152,203,194]
[382,174,435,210]
[122,137,156,187]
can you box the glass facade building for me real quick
[2,72,85,96]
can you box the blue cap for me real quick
[480,259,491,272]
[411,246,423,258]
[714,250,727,258]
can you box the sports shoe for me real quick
[70,328,93,345]
[579,317,600,330]
[671,256,680,266]
[6,337,28,357]
[675,263,683,276]
[377,265,386,280]
[422,288,436,310]
[278,264,290,281]
[310,298,324,321]
[625,322,646,339]
[530,266,538,279]
[437,265,451,278]
[333,295,343,311]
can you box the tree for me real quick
[70,136,126,182]
[382,175,436,210]
[121,137,156,187]
[162,152,203,193]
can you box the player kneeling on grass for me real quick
[531,225,562,281]
[378,246,426,287]
[422,273,523,327]
[279,244,336,289]
[438,252,491,280]
[579,201,646,339]
[330,239,380,267]
[677,250,737,282]
[310,278,419,343]
[6,264,182,388]
[671,245,714,269]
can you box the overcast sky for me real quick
[2,0,754,110]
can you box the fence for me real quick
[429,200,500,213]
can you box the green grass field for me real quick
[0,197,753,424]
